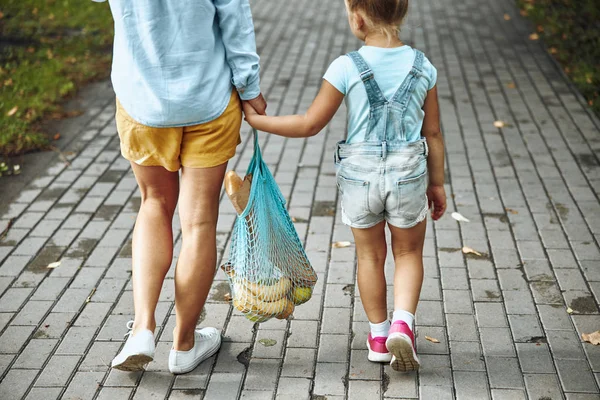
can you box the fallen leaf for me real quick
[504,14,511,20]
[493,120,506,128]
[529,33,539,40]
[567,307,574,314]
[6,106,18,116]
[452,212,470,223]
[506,82,516,89]
[53,133,61,140]
[224,293,232,302]
[47,261,61,269]
[425,336,440,343]
[332,241,352,248]
[32,8,38,15]
[4,78,12,87]
[85,288,96,303]
[48,13,55,20]
[292,217,297,222]
[46,49,54,60]
[462,246,483,257]
[505,208,518,214]
[582,331,600,345]
[537,25,544,33]
[520,10,528,17]
[26,47,35,53]
[258,338,277,347]
[549,47,558,54]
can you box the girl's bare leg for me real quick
[130,164,179,335]
[388,220,427,314]
[352,221,388,324]
[173,163,227,351]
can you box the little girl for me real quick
[243,0,446,372]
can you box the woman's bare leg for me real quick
[173,163,227,351]
[130,164,179,335]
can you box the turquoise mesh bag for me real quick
[222,130,317,323]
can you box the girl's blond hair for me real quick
[347,0,409,40]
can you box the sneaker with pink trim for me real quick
[386,320,420,371]
[367,333,392,362]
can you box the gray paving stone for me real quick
[204,372,243,399]
[417,326,448,355]
[453,371,491,400]
[132,371,172,400]
[490,389,527,400]
[0,325,35,353]
[417,301,445,327]
[314,362,347,396]
[75,302,112,327]
[446,314,478,342]
[443,290,473,314]
[450,341,486,372]
[547,329,587,360]
[97,387,134,400]
[56,326,97,355]
[79,341,120,371]
[13,338,58,368]
[289,320,319,348]
[61,371,105,400]
[276,377,311,400]
[0,369,39,400]
[35,354,81,386]
[318,334,349,363]
[25,387,62,400]
[508,314,544,343]
[348,380,382,399]
[524,373,565,400]
[556,358,599,393]
[419,385,454,400]
[12,300,53,325]
[486,357,524,389]
[244,358,280,390]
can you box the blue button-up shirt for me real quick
[94,0,261,127]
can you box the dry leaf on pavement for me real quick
[567,307,574,314]
[493,120,506,128]
[506,82,516,89]
[529,33,539,40]
[425,336,440,343]
[6,106,18,117]
[504,14,511,20]
[582,331,600,345]
[85,288,96,303]
[462,246,483,257]
[224,293,232,302]
[333,241,352,249]
[505,208,518,214]
[47,261,61,269]
[451,212,470,223]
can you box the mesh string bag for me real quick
[222,130,318,323]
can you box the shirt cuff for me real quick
[236,75,261,101]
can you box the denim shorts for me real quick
[335,140,429,229]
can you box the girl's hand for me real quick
[427,184,447,220]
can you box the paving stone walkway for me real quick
[1,0,600,399]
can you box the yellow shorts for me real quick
[115,90,242,171]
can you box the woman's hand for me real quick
[242,101,260,126]
[427,184,447,221]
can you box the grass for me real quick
[0,0,113,158]
[517,0,600,115]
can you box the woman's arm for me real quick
[243,80,344,138]
[421,86,447,220]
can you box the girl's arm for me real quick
[243,80,344,138]
[421,86,447,220]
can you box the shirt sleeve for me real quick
[423,56,437,90]
[323,56,349,95]
[214,0,261,100]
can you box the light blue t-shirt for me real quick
[324,46,437,144]
[94,0,261,127]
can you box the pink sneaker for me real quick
[386,321,420,371]
[367,333,392,362]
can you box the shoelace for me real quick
[123,320,134,339]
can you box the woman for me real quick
[93,0,266,374]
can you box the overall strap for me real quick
[346,51,387,107]
[391,50,426,104]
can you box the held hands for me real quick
[242,93,267,126]
[427,184,447,221]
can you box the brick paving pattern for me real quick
[1,0,599,399]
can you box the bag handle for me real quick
[246,129,265,177]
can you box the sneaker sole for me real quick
[366,339,392,363]
[112,354,154,371]
[386,333,420,372]
[170,338,221,375]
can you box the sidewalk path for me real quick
[1,0,599,399]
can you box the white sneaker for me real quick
[111,321,155,371]
[168,327,221,375]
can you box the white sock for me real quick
[369,320,390,338]
[392,310,415,331]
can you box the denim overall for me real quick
[334,50,429,229]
